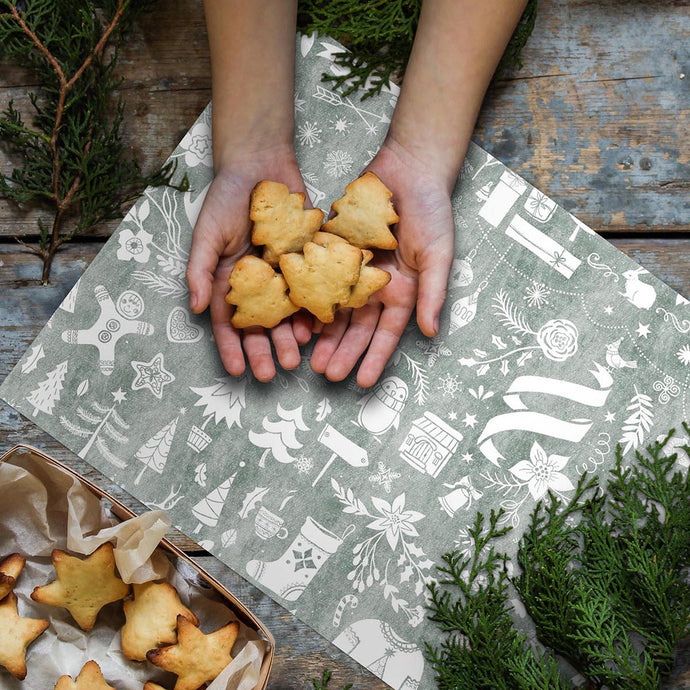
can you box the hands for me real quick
[310,138,456,388]
[185,145,313,382]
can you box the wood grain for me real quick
[0,0,687,241]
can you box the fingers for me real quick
[241,328,277,382]
[310,309,351,374]
[415,237,454,337]
[270,320,301,370]
[292,311,314,346]
[210,267,246,378]
[356,301,414,389]
[324,304,381,381]
[186,216,226,314]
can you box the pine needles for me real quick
[297,0,539,100]
[427,429,690,689]
[0,0,186,284]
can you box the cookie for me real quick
[225,255,299,329]
[143,684,168,690]
[0,553,26,600]
[121,581,199,661]
[0,592,49,680]
[250,180,324,265]
[147,615,240,690]
[311,233,390,308]
[31,543,130,631]
[322,171,399,250]
[53,660,115,690]
[342,249,391,309]
[279,239,363,323]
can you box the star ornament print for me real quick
[2,35,689,690]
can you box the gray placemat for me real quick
[2,34,689,690]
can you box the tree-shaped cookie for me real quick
[323,171,399,249]
[31,542,130,630]
[147,616,240,690]
[250,180,324,265]
[121,581,199,661]
[0,553,26,600]
[311,233,391,309]
[225,255,299,329]
[54,660,115,690]
[280,239,363,323]
[0,592,49,680]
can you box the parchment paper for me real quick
[0,447,266,690]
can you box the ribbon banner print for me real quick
[2,35,689,689]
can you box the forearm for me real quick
[203,0,298,170]
[388,0,528,192]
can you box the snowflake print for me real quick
[324,150,354,178]
[416,336,451,367]
[677,345,690,366]
[524,281,550,309]
[365,122,379,136]
[438,373,461,399]
[297,121,322,148]
[331,117,351,135]
[368,462,401,494]
[295,455,314,475]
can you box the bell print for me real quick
[438,477,483,517]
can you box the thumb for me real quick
[416,235,454,338]
[186,213,226,314]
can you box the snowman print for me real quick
[356,376,408,438]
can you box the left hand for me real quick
[310,138,456,388]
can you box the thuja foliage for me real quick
[426,429,690,689]
[0,0,186,284]
[297,0,538,99]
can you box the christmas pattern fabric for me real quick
[2,35,690,690]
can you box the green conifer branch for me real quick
[0,0,187,284]
[427,430,690,688]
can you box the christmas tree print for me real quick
[187,376,246,453]
[134,413,181,485]
[248,404,310,468]
[26,360,68,416]
[59,388,129,466]
[192,473,237,533]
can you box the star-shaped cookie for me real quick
[0,553,26,600]
[225,255,299,329]
[147,616,239,690]
[280,240,363,323]
[0,592,49,680]
[31,542,130,631]
[250,180,324,265]
[53,660,115,690]
[323,171,399,249]
[122,581,199,661]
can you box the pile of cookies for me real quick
[0,545,240,689]
[226,171,398,328]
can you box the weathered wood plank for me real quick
[0,0,687,241]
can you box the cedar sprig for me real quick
[427,430,690,688]
[426,509,568,689]
[0,0,187,284]
[298,0,539,100]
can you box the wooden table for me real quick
[1,1,688,687]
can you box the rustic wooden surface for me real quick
[0,0,689,687]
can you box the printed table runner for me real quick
[2,35,689,690]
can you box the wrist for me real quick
[382,130,466,195]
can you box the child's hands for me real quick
[310,139,456,387]
[186,145,313,382]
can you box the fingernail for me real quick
[190,293,198,311]
[433,316,439,334]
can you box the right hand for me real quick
[185,144,314,382]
